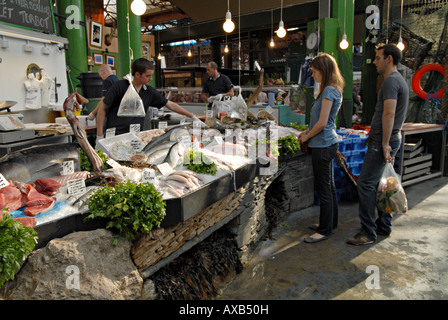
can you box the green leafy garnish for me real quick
[85,181,166,243]
[80,148,111,172]
[184,150,218,175]
[0,208,38,288]
[278,135,301,156]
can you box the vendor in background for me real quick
[96,58,204,147]
[87,64,119,122]
[201,61,234,110]
[299,53,345,244]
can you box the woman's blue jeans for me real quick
[356,136,401,240]
[311,143,339,236]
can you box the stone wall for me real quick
[132,153,314,277]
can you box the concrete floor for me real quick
[219,176,448,300]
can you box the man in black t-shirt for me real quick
[87,64,119,121]
[201,61,234,110]
[96,58,202,143]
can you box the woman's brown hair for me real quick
[310,53,345,101]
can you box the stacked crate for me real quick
[314,128,369,205]
[333,129,369,200]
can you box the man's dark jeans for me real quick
[311,143,339,237]
[357,136,401,240]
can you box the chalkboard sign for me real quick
[0,0,55,34]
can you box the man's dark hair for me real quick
[376,43,402,66]
[132,58,154,75]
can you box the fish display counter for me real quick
[0,121,305,248]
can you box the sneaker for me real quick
[346,232,375,246]
[376,229,391,237]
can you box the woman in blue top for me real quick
[299,53,345,243]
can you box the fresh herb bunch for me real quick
[0,208,38,288]
[290,123,309,131]
[85,181,166,244]
[80,148,111,172]
[278,135,301,156]
[184,150,218,175]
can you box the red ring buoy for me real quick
[412,63,445,100]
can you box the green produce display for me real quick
[278,134,301,156]
[85,181,166,244]
[0,209,38,288]
[184,150,218,176]
[80,148,111,172]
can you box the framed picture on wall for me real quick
[93,52,103,65]
[90,21,102,48]
[106,54,115,67]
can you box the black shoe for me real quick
[376,229,391,237]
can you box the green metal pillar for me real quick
[56,0,88,93]
[117,0,142,79]
[333,0,354,128]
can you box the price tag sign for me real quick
[0,173,9,190]
[130,124,141,133]
[142,169,157,184]
[62,160,75,176]
[106,159,121,168]
[157,162,174,175]
[105,128,116,138]
[67,178,87,196]
[206,110,213,118]
[266,105,274,114]
[130,139,145,152]
[158,121,168,130]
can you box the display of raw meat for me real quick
[24,201,55,217]
[0,182,27,211]
[33,178,62,196]
[13,216,37,227]
[25,184,54,207]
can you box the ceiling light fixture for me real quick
[223,0,235,33]
[270,9,275,47]
[397,0,405,51]
[276,0,287,38]
[130,0,146,16]
[339,0,349,49]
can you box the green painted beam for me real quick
[56,0,88,93]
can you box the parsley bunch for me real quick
[85,181,166,244]
[0,209,38,288]
[278,135,301,156]
[184,150,218,175]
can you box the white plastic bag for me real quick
[24,73,42,109]
[376,162,408,214]
[117,74,146,117]
[211,90,247,121]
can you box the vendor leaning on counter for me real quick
[201,61,235,109]
[96,58,204,147]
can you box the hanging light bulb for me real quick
[397,36,405,51]
[277,20,287,38]
[270,38,275,47]
[223,0,235,33]
[340,33,349,49]
[187,48,192,57]
[339,0,349,50]
[276,0,286,38]
[157,53,162,60]
[224,44,229,53]
[131,0,146,16]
